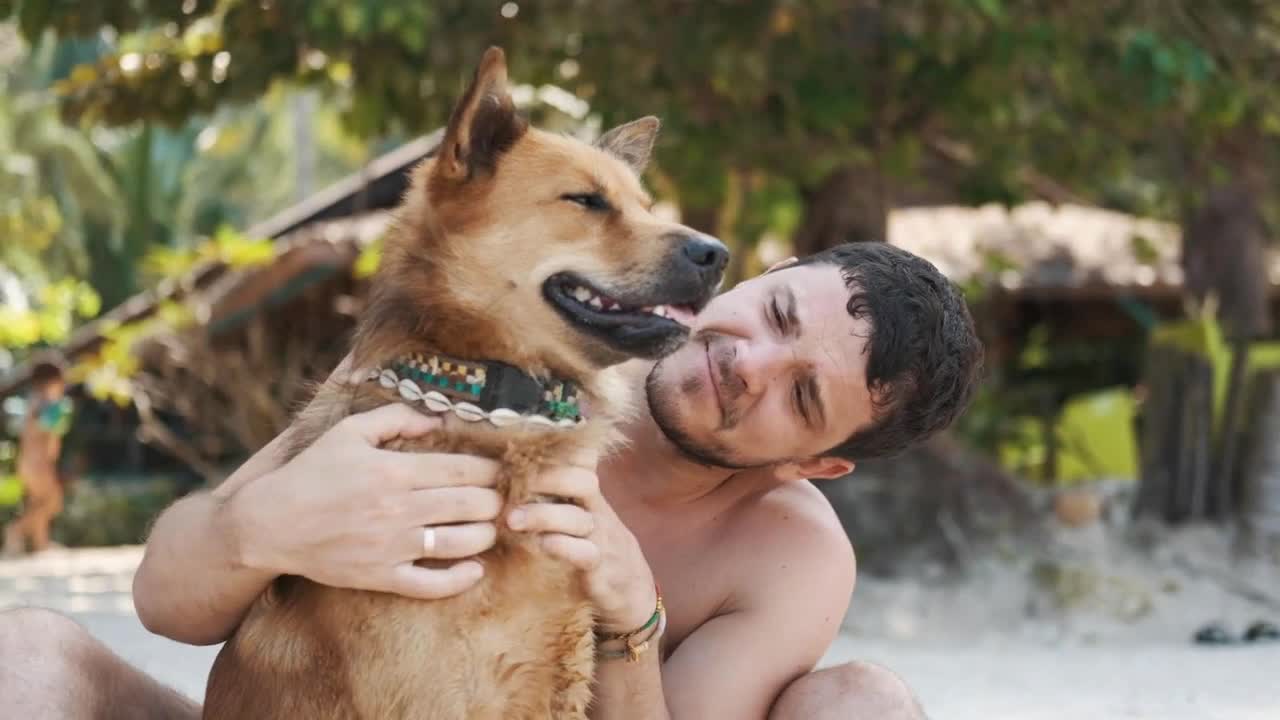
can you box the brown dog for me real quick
[201,48,726,719]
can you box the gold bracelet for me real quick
[596,583,665,662]
[598,608,666,662]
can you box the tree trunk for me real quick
[1181,181,1273,340]
[791,163,888,256]
[1133,174,1272,526]
[791,142,971,256]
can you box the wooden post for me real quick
[1240,370,1280,537]
[1134,345,1216,524]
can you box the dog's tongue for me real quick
[665,305,698,327]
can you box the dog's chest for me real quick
[381,414,588,507]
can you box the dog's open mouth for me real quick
[543,272,707,359]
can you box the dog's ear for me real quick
[437,46,527,180]
[595,116,660,176]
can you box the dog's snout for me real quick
[678,234,730,275]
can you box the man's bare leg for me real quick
[2,520,24,556]
[770,661,928,720]
[0,607,201,720]
[28,493,62,552]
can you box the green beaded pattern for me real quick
[392,354,486,401]
[390,353,581,423]
[540,382,582,422]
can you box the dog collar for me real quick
[365,353,583,429]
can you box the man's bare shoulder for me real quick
[726,480,856,606]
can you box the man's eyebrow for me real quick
[785,286,828,430]
[806,375,827,431]
[783,285,800,339]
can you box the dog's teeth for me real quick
[573,287,592,302]
[589,296,603,309]
[653,305,668,318]
[605,300,621,311]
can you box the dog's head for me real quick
[376,48,727,375]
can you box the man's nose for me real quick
[731,340,789,397]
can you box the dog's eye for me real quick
[562,193,612,212]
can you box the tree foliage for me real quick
[7,1,1278,260]
[0,11,380,372]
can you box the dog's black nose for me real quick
[679,234,730,275]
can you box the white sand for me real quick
[2,544,1278,718]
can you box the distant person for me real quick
[3,355,72,555]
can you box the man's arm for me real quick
[133,359,359,644]
[514,462,855,719]
[133,403,505,646]
[658,507,855,719]
[132,432,289,645]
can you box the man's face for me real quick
[645,263,875,469]
[39,378,65,401]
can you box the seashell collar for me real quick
[365,353,583,430]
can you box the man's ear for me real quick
[766,256,799,273]
[595,116,660,176]
[773,456,855,482]
[437,46,527,181]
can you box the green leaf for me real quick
[973,0,1004,21]
[353,238,382,279]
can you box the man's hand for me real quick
[506,451,659,633]
[225,403,504,600]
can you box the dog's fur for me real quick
[202,48,723,719]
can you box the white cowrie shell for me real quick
[452,402,486,422]
[398,379,423,402]
[488,408,522,427]
[422,391,452,413]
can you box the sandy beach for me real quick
[2,544,1277,719]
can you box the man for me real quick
[0,242,981,718]
[3,355,71,556]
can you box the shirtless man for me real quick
[0,242,981,719]
[3,356,70,556]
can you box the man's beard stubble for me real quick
[644,334,763,471]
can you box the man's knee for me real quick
[0,606,93,662]
[772,660,927,720]
[0,606,200,720]
[0,607,98,708]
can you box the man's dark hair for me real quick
[789,242,984,460]
[29,352,67,387]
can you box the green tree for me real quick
[1,17,377,312]
[12,2,1273,270]
[4,1,1031,271]
[7,2,1280,516]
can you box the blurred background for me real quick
[1,2,1279,717]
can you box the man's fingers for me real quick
[507,503,594,537]
[384,452,502,490]
[540,535,600,571]
[404,522,497,561]
[405,487,503,525]
[342,404,442,445]
[383,560,485,600]
[528,466,597,499]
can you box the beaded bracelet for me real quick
[598,607,667,662]
[596,584,666,663]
